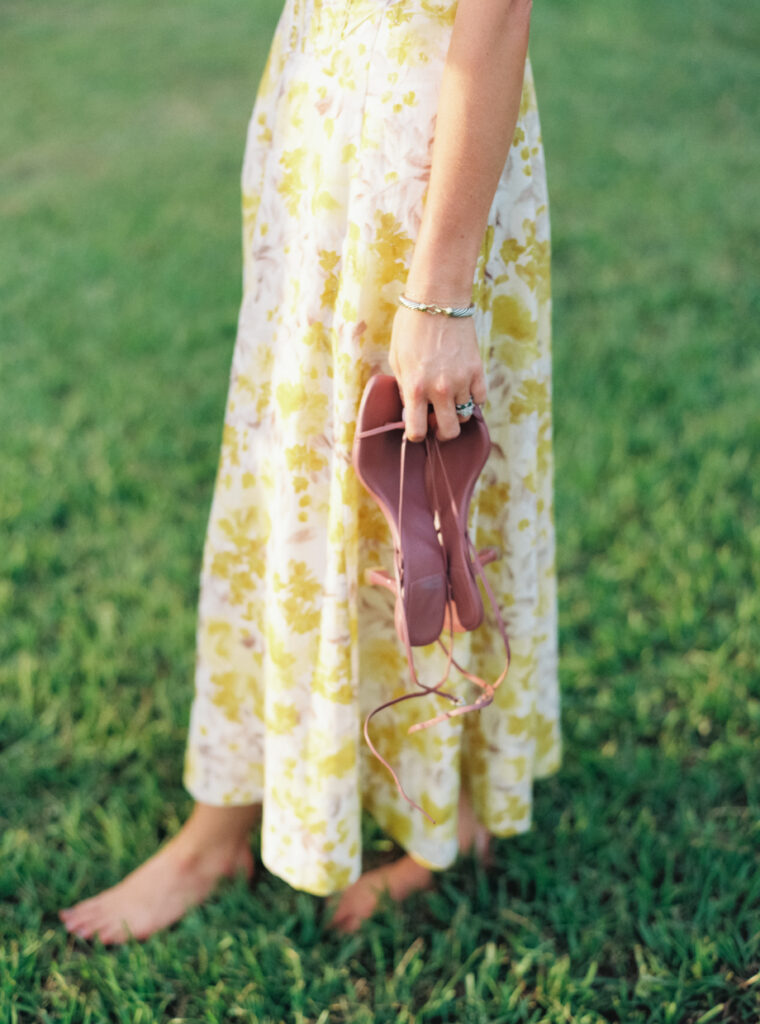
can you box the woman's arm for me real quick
[389,0,533,442]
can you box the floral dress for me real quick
[183,0,561,896]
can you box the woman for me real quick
[60,0,559,942]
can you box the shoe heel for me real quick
[426,412,491,631]
[352,374,447,647]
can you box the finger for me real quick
[402,394,429,443]
[432,394,460,441]
[470,367,488,407]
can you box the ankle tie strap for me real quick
[354,417,512,823]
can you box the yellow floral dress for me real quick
[183,0,561,896]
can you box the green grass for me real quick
[1,0,759,1020]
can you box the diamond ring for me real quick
[454,398,476,419]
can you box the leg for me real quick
[456,784,492,864]
[59,801,260,944]
[328,787,491,933]
[327,852,434,935]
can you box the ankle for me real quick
[170,835,250,879]
[384,855,433,896]
[168,816,255,873]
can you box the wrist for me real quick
[407,215,485,299]
[406,233,481,306]
[402,271,475,309]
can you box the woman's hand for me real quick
[388,305,487,443]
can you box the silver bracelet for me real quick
[398,293,476,318]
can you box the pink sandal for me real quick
[352,373,448,647]
[425,406,491,630]
[352,374,511,822]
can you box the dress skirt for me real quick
[183,0,561,896]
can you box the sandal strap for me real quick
[407,435,511,733]
[354,413,512,820]
[355,417,459,823]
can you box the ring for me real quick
[454,398,476,419]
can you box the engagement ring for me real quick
[454,398,476,419]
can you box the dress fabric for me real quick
[183,0,560,896]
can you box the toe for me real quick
[94,923,127,945]
[61,895,103,924]
[77,910,123,944]
[326,906,346,929]
[332,912,361,934]
[67,904,114,939]
[61,897,93,918]
[61,910,90,932]
[62,899,107,932]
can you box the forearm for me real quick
[406,0,532,304]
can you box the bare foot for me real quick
[328,854,433,934]
[457,787,492,866]
[59,802,259,944]
[329,789,491,933]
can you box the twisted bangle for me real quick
[398,294,476,318]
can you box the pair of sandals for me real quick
[352,374,511,822]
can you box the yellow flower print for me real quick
[474,225,495,312]
[210,671,243,722]
[312,190,341,215]
[500,236,525,267]
[273,560,323,634]
[420,1,457,27]
[476,479,510,520]
[219,423,242,469]
[204,619,234,661]
[372,211,414,276]
[212,505,270,601]
[491,294,539,369]
[509,379,550,422]
[386,5,414,28]
[533,712,558,763]
[275,380,329,434]
[268,701,300,735]
[318,737,356,777]
[210,669,263,724]
[505,794,530,821]
[537,427,553,477]
[242,190,261,249]
[319,250,341,308]
[312,664,354,704]
[265,621,297,680]
[318,862,352,889]
[302,321,331,355]
[277,147,308,216]
[285,443,328,475]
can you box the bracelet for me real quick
[398,293,476,318]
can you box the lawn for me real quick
[1,0,759,1021]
